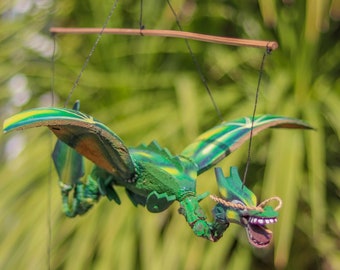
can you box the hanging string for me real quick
[166,0,223,121]
[139,0,145,31]
[64,0,119,107]
[47,1,119,266]
[47,140,52,270]
[50,35,56,106]
[242,46,272,185]
[47,33,57,270]
[209,47,281,213]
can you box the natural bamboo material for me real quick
[50,27,279,50]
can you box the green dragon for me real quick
[3,101,311,247]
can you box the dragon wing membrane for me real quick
[3,107,135,182]
[181,115,312,174]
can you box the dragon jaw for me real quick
[231,204,278,248]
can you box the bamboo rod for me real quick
[50,27,278,50]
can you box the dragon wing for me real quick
[3,104,135,182]
[181,115,312,174]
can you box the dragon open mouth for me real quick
[212,167,282,248]
[243,216,277,248]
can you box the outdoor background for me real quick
[1,0,339,269]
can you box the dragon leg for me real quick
[52,140,101,217]
[178,192,229,242]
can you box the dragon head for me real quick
[214,166,279,248]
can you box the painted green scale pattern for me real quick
[216,166,257,206]
[4,107,118,139]
[4,107,135,182]
[129,142,198,196]
[181,115,310,174]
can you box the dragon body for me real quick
[3,101,311,246]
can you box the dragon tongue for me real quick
[246,223,272,248]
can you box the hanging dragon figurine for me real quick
[3,101,311,247]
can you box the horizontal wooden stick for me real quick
[50,27,278,50]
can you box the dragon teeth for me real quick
[249,217,277,225]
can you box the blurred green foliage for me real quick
[1,0,340,269]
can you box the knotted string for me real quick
[209,194,282,212]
